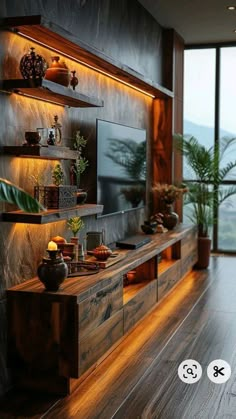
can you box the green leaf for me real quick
[0,178,45,213]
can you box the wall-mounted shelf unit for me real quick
[0,15,174,99]
[1,203,104,224]
[0,78,104,108]
[1,145,79,160]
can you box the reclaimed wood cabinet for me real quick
[7,224,197,395]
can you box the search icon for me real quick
[187,368,194,375]
[178,359,202,384]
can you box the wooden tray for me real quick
[66,261,100,277]
[85,252,125,268]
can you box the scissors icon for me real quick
[213,365,225,377]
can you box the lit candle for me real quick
[47,241,58,250]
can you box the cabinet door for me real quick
[124,280,157,333]
[158,259,181,300]
[78,274,123,340]
[79,310,123,375]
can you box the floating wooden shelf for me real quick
[0,15,173,99]
[0,78,104,108]
[1,204,104,224]
[1,145,79,160]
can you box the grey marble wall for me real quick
[0,0,163,395]
[0,0,163,86]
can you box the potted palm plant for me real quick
[175,134,236,268]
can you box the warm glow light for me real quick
[227,5,236,10]
[17,91,65,107]
[17,31,155,99]
[47,241,58,250]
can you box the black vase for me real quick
[162,204,179,230]
[76,189,87,204]
[37,251,68,291]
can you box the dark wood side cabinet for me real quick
[7,225,197,395]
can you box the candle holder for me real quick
[37,249,68,291]
[46,249,59,259]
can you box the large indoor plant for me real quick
[175,134,236,268]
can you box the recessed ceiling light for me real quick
[227,5,236,10]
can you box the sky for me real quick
[184,47,236,135]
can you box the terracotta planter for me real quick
[195,236,211,269]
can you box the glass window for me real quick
[219,47,236,177]
[183,49,216,179]
[218,188,236,251]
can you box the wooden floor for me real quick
[1,255,236,419]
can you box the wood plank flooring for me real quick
[1,256,236,418]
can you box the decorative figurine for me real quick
[70,70,79,90]
[47,130,55,145]
[52,115,62,146]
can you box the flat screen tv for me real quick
[96,119,147,217]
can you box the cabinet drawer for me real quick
[181,250,198,277]
[124,280,157,333]
[158,260,181,300]
[181,229,198,258]
[79,309,123,375]
[79,275,123,340]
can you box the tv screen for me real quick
[96,119,147,217]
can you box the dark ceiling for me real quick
[138,0,236,45]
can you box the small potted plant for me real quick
[67,216,84,244]
[35,163,76,209]
[52,163,64,186]
[67,216,85,261]
[70,130,89,204]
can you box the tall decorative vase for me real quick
[162,204,179,230]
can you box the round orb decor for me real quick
[20,47,47,79]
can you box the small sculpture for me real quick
[52,115,62,146]
[47,130,55,145]
[70,70,79,90]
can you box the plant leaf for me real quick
[0,178,45,213]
